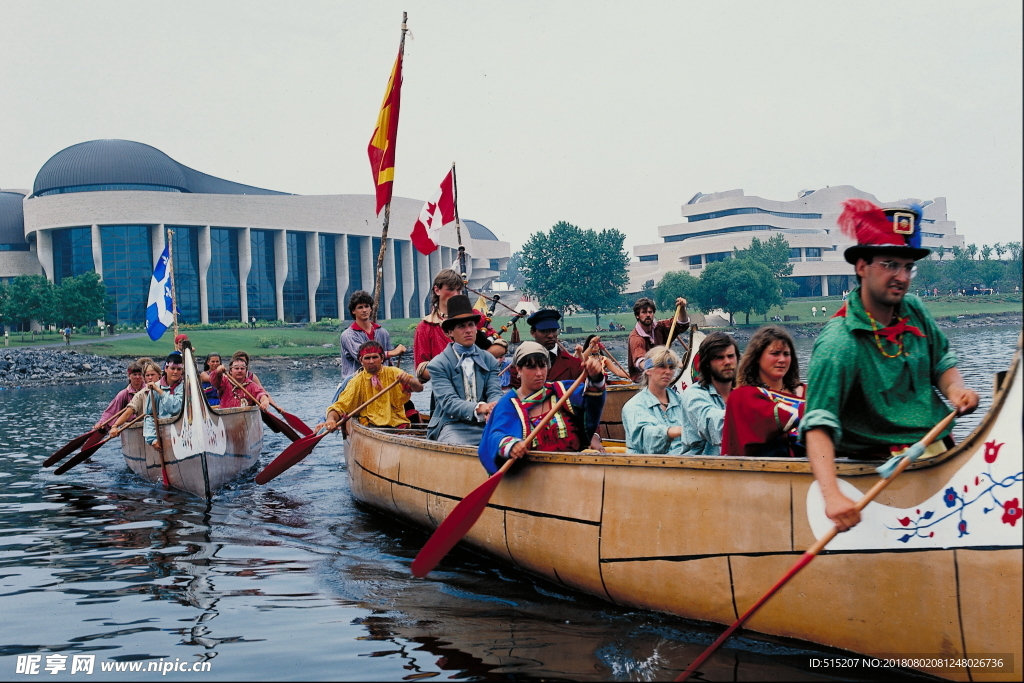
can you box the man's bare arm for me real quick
[806,427,860,532]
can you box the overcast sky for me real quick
[1,1,1020,254]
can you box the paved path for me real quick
[3,333,148,350]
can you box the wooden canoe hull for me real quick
[120,345,262,498]
[347,341,1023,681]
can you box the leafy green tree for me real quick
[936,245,946,261]
[981,244,993,261]
[695,258,782,325]
[519,221,630,325]
[0,281,10,330]
[966,243,978,260]
[7,275,55,331]
[947,250,980,290]
[951,245,964,260]
[500,251,525,289]
[1007,241,1022,262]
[54,271,108,327]
[655,271,701,311]
[735,234,797,296]
[993,243,1006,260]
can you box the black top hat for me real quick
[526,309,562,330]
[441,295,483,333]
[839,199,931,264]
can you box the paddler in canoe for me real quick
[627,296,690,382]
[478,341,607,474]
[319,340,423,431]
[140,352,186,452]
[801,199,980,531]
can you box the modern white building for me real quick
[628,185,965,297]
[1,139,510,324]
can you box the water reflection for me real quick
[0,326,1017,680]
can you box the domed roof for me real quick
[32,139,289,197]
[463,219,498,241]
[0,191,27,245]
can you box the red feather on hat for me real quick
[838,198,895,246]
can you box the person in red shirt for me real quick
[627,297,690,382]
[208,354,270,410]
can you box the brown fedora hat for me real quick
[441,295,483,333]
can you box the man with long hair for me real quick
[680,332,738,455]
[627,296,689,382]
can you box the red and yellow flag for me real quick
[368,51,403,215]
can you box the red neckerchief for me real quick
[350,320,380,336]
[873,316,926,343]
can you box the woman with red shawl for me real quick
[722,326,806,457]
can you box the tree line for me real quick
[916,241,1022,294]
[0,273,108,332]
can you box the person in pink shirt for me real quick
[94,361,145,429]
[208,354,270,410]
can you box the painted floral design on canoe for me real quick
[888,441,1022,543]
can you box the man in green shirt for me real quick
[801,199,978,532]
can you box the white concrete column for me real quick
[198,226,212,324]
[238,227,252,323]
[416,249,431,318]
[359,237,374,292]
[307,232,320,323]
[335,234,349,318]
[821,275,829,297]
[274,230,287,322]
[151,224,165,267]
[382,238,396,320]
[37,230,54,281]
[91,224,103,278]
[402,241,415,318]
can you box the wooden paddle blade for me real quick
[254,432,328,484]
[411,470,506,578]
[281,411,313,437]
[54,437,110,475]
[261,410,301,441]
[43,430,96,467]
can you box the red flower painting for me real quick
[984,440,1004,464]
[1002,499,1021,526]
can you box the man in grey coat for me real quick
[426,295,503,445]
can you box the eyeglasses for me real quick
[874,261,918,278]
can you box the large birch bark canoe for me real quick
[120,345,262,498]
[347,337,1023,682]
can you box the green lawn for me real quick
[2,330,106,348]
[60,293,1021,359]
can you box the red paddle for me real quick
[53,415,145,475]
[223,371,309,439]
[277,408,313,437]
[411,370,589,578]
[255,378,402,484]
[43,407,130,467]
[676,410,958,681]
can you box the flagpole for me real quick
[370,12,409,324]
[452,161,467,291]
[166,228,179,339]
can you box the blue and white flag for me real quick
[146,245,175,341]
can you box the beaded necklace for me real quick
[866,312,906,358]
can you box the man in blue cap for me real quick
[508,309,583,389]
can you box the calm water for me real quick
[0,326,1017,681]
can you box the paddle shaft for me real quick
[54,414,146,475]
[598,343,630,380]
[665,303,683,348]
[677,410,958,681]
[517,370,589,452]
[337,379,402,428]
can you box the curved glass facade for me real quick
[665,225,822,243]
[247,230,277,321]
[170,226,200,324]
[409,248,422,319]
[390,240,406,319]
[315,234,338,320]
[51,227,94,282]
[208,228,240,322]
[100,225,152,324]
[344,235,363,320]
[687,208,822,222]
[37,184,182,197]
[283,232,309,323]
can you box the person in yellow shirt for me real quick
[321,341,423,430]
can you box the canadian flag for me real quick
[410,169,456,255]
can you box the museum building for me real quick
[0,139,510,325]
[628,185,966,297]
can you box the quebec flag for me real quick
[146,245,174,341]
